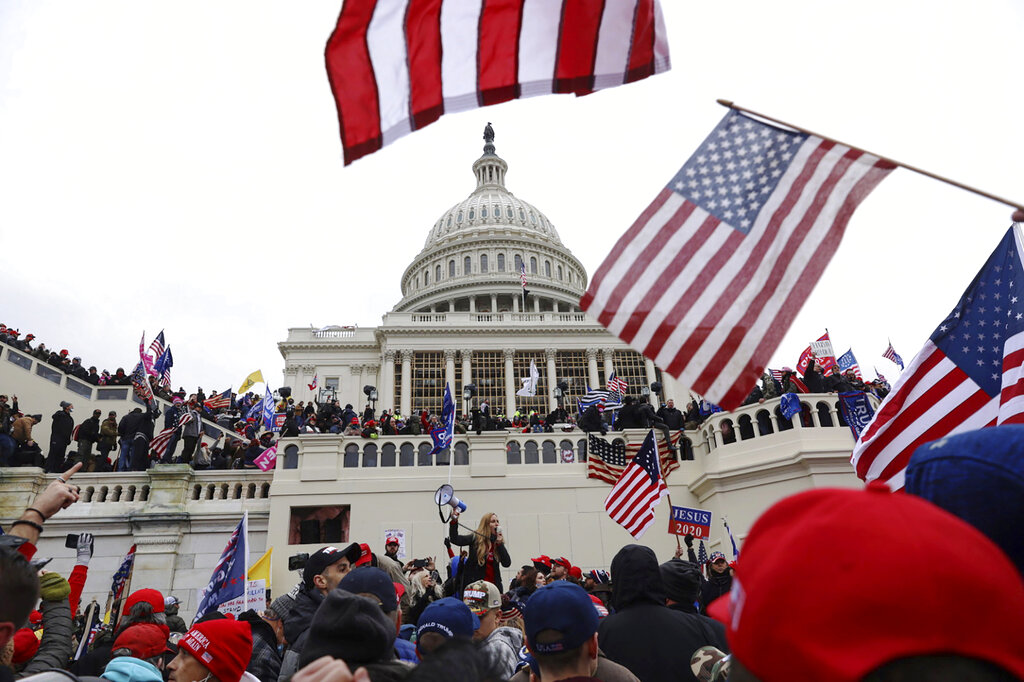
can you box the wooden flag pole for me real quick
[716,99,1024,213]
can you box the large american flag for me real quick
[149,412,193,459]
[853,226,1024,490]
[204,389,231,411]
[604,430,668,538]
[581,110,893,410]
[883,342,905,370]
[587,432,679,484]
[325,0,670,165]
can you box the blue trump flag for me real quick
[838,391,875,440]
[263,386,275,431]
[194,512,248,622]
[428,384,455,456]
[246,397,264,422]
[780,393,801,421]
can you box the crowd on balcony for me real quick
[3,441,1023,682]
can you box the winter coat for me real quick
[99,418,119,448]
[279,586,324,679]
[802,366,826,393]
[12,416,35,444]
[598,545,728,682]
[657,406,685,429]
[51,410,74,445]
[508,652,640,682]
[118,411,145,439]
[182,408,201,437]
[99,657,163,682]
[17,596,73,678]
[579,405,606,433]
[614,403,645,430]
[240,609,282,682]
[77,416,100,443]
[448,522,511,593]
[481,626,524,679]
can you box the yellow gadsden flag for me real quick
[248,548,272,585]
[239,370,264,394]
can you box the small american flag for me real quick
[520,263,529,293]
[853,226,1024,489]
[606,372,628,395]
[149,413,193,459]
[154,347,173,390]
[604,430,668,538]
[883,342,904,370]
[204,389,231,411]
[837,348,862,379]
[697,539,709,577]
[582,110,893,410]
[769,368,785,382]
[148,330,166,363]
[587,432,679,485]
[110,544,137,601]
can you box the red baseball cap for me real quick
[386,535,400,545]
[355,542,374,567]
[123,588,165,615]
[707,483,1024,680]
[552,556,572,570]
[178,618,252,682]
[568,566,583,580]
[113,623,170,659]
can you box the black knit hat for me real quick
[659,559,702,604]
[297,589,396,669]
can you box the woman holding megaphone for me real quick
[449,509,511,595]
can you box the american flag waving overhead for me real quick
[853,225,1024,489]
[581,110,893,410]
[604,430,668,538]
[606,372,628,395]
[883,342,905,370]
[204,389,231,411]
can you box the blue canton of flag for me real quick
[837,348,861,378]
[579,387,623,412]
[110,545,136,601]
[194,514,248,622]
[246,397,264,422]
[263,386,275,431]
[153,347,173,388]
[428,384,455,456]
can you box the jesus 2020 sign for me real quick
[668,506,713,539]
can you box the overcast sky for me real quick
[2,1,1022,397]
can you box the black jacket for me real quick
[598,545,728,682]
[614,403,645,430]
[77,415,100,443]
[579,405,606,433]
[50,410,74,444]
[802,366,826,393]
[240,609,282,682]
[448,522,511,593]
[657,406,685,429]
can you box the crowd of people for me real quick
[3,426,1024,682]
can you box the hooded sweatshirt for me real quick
[598,545,728,682]
[101,656,163,682]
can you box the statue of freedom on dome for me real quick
[483,122,495,154]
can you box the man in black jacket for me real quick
[74,409,102,471]
[116,408,143,472]
[657,399,685,430]
[613,396,645,430]
[598,545,728,682]
[46,401,75,473]
[578,404,607,435]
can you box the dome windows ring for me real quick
[469,208,475,220]
[457,211,463,223]
[481,207,487,218]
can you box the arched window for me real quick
[457,211,463,223]
[435,264,441,281]
[506,206,513,219]
[469,208,475,220]
[530,257,537,274]
[449,260,455,277]
[424,269,429,285]
[497,253,505,271]
[514,254,523,272]
[464,256,472,274]
[519,208,525,221]
[544,260,551,277]
[446,215,452,227]
[557,265,563,280]
[481,206,488,218]
[480,254,488,272]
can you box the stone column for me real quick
[504,348,516,416]
[586,348,600,389]
[602,348,615,386]
[382,350,396,413]
[301,364,316,401]
[545,347,558,411]
[350,365,363,409]
[490,294,497,312]
[533,296,540,313]
[644,357,659,406]
[400,350,413,416]
[460,348,473,417]
[444,349,457,394]
[358,365,368,402]
[469,297,476,313]
[513,295,520,313]
[283,366,299,398]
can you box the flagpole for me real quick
[716,99,1024,212]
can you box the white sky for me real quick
[1,1,1022,396]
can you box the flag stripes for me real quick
[149,413,193,460]
[582,111,893,411]
[587,432,680,484]
[604,430,668,538]
[326,0,670,165]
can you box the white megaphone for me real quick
[434,484,467,513]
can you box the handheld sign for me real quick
[668,506,713,539]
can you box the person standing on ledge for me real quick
[449,510,511,596]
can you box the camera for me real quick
[412,558,428,569]
[288,553,309,571]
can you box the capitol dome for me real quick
[395,126,587,314]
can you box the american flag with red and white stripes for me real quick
[853,226,1024,490]
[604,430,668,538]
[204,389,231,411]
[325,0,670,165]
[587,432,679,485]
[149,412,194,459]
[606,372,628,395]
[883,342,905,370]
[581,110,893,410]
[148,330,165,364]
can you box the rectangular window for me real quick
[36,364,62,384]
[511,351,547,417]
[289,505,351,545]
[5,350,32,370]
[412,352,444,416]
[472,351,505,417]
[556,351,589,414]
[97,388,129,400]
[65,377,93,398]
[612,350,649,396]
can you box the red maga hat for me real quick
[707,483,1024,681]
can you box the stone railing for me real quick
[382,311,600,328]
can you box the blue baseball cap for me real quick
[524,581,599,654]
[416,597,480,640]
[338,566,398,612]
